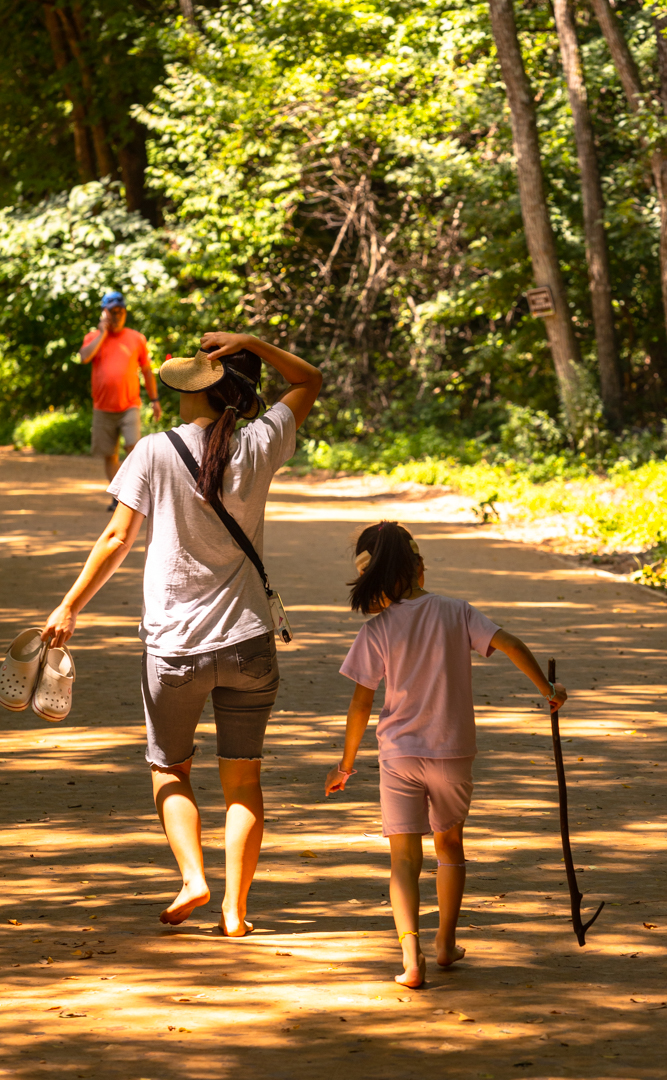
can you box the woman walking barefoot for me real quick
[42,333,321,935]
[325,522,567,987]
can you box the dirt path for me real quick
[1,450,665,1080]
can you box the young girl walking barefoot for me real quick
[325,522,567,989]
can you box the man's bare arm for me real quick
[80,311,110,364]
[141,364,162,420]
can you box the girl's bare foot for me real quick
[395,951,426,989]
[159,879,210,925]
[436,934,466,967]
[219,911,253,937]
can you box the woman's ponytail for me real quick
[349,522,420,614]
[197,371,261,508]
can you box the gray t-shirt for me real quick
[108,402,296,656]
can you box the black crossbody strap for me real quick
[164,429,271,595]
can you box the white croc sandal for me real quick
[31,646,76,723]
[0,628,45,712]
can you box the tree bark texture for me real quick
[56,4,118,180]
[590,0,667,358]
[178,0,197,26]
[42,3,95,183]
[553,0,622,423]
[488,0,583,428]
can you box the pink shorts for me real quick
[379,756,474,836]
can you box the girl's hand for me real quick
[200,332,252,361]
[549,681,567,712]
[41,604,77,648]
[325,762,357,796]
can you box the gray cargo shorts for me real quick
[141,631,279,769]
[91,407,141,457]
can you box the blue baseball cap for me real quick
[101,290,126,310]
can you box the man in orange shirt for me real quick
[80,291,162,508]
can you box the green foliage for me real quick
[2,0,667,451]
[13,408,92,456]
[0,181,180,428]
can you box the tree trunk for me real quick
[488,0,583,429]
[56,4,118,180]
[42,3,95,183]
[590,0,667,365]
[553,0,622,424]
[178,0,197,27]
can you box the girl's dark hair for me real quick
[349,521,420,614]
[197,366,262,508]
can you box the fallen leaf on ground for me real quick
[347,899,361,904]
[171,996,191,1003]
[299,850,317,858]
[32,938,43,943]
[45,1006,63,1011]
[59,1011,86,1018]
[83,895,97,899]
[177,1027,190,1033]
[458,1013,475,1022]
[38,957,54,966]
[96,949,116,955]
[398,997,411,1003]
[643,923,658,929]
[339,1017,348,1022]
[72,949,93,959]
[276,950,292,956]
[8,919,21,926]
[168,1025,176,1031]
[281,1025,300,1032]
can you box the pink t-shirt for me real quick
[340,593,499,761]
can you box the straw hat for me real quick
[159,347,262,395]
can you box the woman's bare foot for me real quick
[436,935,466,968]
[159,879,210,925]
[219,910,253,937]
[395,951,426,989]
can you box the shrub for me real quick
[13,408,92,455]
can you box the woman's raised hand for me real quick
[200,332,252,360]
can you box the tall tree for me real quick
[488,0,584,430]
[552,0,622,424]
[589,0,667,354]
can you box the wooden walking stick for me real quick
[548,658,604,946]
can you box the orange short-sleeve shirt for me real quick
[83,327,150,413]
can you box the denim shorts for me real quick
[141,631,279,768]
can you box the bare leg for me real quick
[388,833,426,988]
[104,442,135,483]
[104,452,120,483]
[434,821,466,967]
[152,759,210,924]
[218,758,263,936]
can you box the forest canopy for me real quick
[2,0,667,455]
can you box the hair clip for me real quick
[354,550,372,573]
